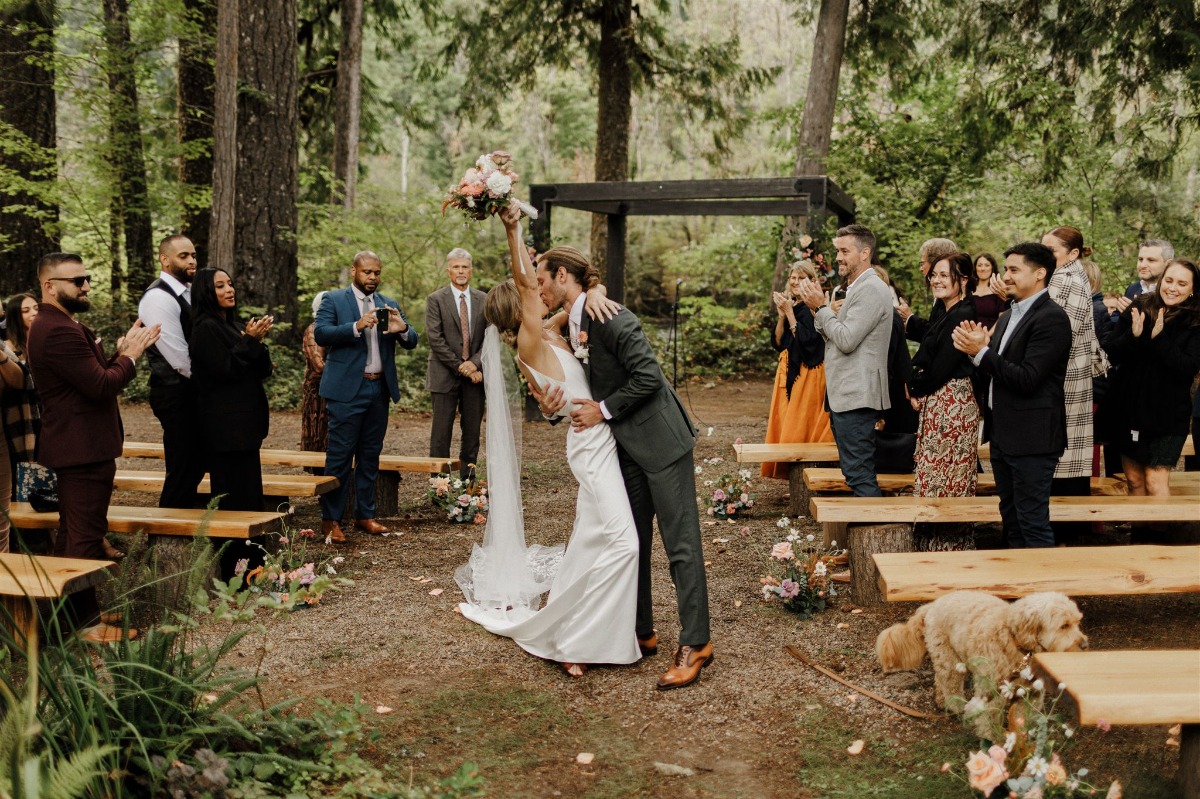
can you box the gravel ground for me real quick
[107,377,1198,798]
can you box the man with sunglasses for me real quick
[26,253,160,644]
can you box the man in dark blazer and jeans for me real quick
[953,242,1071,548]
[27,253,160,642]
[425,247,486,481]
[533,245,712,691]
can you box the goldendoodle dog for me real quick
[876,591,1087,736]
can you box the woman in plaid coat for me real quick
[1041,226,1107,543]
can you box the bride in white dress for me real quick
[455,203,640,677]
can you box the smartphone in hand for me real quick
[375,307,389,325]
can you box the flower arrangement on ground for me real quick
[442,150,537,222]
[237,526,348,607]
[429,468,489,524]
[944,661,1122,798]
[695,457,754,519]
[761,519,840,618]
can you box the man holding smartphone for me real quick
[314,250,419,541]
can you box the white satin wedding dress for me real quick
[457,338,640,665]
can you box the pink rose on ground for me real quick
[1044,755,1066,786]
[779,579,800,598]
[965,750,1007,795]
[473,513,486,525]
[713,488,727,501]
[987,745,1007,764]
[770,542,795,561]
[726,503,738,515]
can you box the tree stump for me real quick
[787,459,837,518]
[1182,724,1199,799]
[848,522,913,606]
[343,469,400,519]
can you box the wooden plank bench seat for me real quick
[802,468,1200,497]
[736,436,1195,464]
[811,495,1200,525]
[122,442,459,516]
[8,502,287,539]
[871,545,1200,601]
[0,553,116,645]
[1033,650,1200,799]
[113,469,338,501]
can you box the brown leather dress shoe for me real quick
[637,631,658,656]
[321,520,346,543]
[656,643,713,691]
[355,518,388,535]
[78,623,137,644]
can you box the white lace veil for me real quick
[454,325,563,620]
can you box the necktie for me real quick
[363,295,379,372]
[459,293,470,360]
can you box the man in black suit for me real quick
[425,247,486,481]
[953,242,1071,548]
[534,245,712,691]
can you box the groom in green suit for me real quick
[533,246,713,690]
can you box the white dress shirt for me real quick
[352,285,383,374]
[136,270,193,378]
[972,287,1049,408]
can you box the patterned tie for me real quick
[459,293,470,360]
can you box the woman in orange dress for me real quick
[762,261,833,479]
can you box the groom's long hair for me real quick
[540,246,600,290]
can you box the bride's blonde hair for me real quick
[484,279,521,348]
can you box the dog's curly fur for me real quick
[876,591,1087,736]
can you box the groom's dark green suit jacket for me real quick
[581,309,696,472]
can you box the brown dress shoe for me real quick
[637,631,658,656]
[656,643,713,691]
[321,520,346,543]
[78,623,137,644]
[355,518,388,535]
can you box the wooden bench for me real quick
[113,469,339,507]
[802,468,1200,497]
[122,442,459,516]
[1033,650,1200,799]
[737,437,1196,515]
[871,544,1200,601]
[8,502,287,539]
[0,553,115,646]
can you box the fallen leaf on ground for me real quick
[576,752,595,765]
[408,576,425,581]
[850,608,864,614]
[375,705,393,714]
[712,537,729,544]
[704,521,717,526]
[653,762,695,777]
[734,600,742,608]
[846,693,858,703]
[837,622,849,629]
[428,588,444,596]
[847,740,865,755]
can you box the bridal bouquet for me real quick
[442,151,538,222]
[429,468,489,524]
[761,523,841,618]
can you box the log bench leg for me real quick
[1,595,34,650]
[787,459,838,518]
[848,522,914,606]
[343,470,401,520]
[1182,723,1199,799]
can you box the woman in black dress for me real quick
[1105,258,1200,496]
[970,253,1005,330]
[189,268,274,575]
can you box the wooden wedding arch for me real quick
[527,177,856,303]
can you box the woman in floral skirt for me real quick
[762,261,833,479]
[907,252,981,549]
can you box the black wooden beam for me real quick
[540,177,811,203]
[552,198,810,216]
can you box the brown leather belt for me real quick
[363,372,381,381]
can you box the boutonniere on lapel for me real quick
[570,331,589,363]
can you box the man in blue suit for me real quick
[315,251,419,541]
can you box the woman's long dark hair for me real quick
[4,292,37,354]
[1133,258,1200,329]
[192,267,239,325]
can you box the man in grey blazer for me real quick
[426,248,487,480]
[797,224,893,497]
[534,246,712,691]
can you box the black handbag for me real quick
[875,430,917,474]
[15,461,59,513]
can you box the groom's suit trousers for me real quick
[617,444,711,647]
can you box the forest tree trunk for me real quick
[0,1,58,297]
[233,0,299,325]
[210,0,238,272]
[772,0,850,291]
[104,0,154,299]
[331,0,363,209]
[178,0,216,267]
[590,0,632,275]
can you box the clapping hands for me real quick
[951,320,990,356]
[795,277,828,312]
[116,320,162,360]
[245,315,274,341]
[1130,307,1165,339]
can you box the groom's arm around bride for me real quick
[533,246,714,690]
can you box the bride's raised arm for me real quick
[500,203,560,377]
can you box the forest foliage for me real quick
[0,0,1197,401]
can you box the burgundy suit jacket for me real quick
[26,304,136,469]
